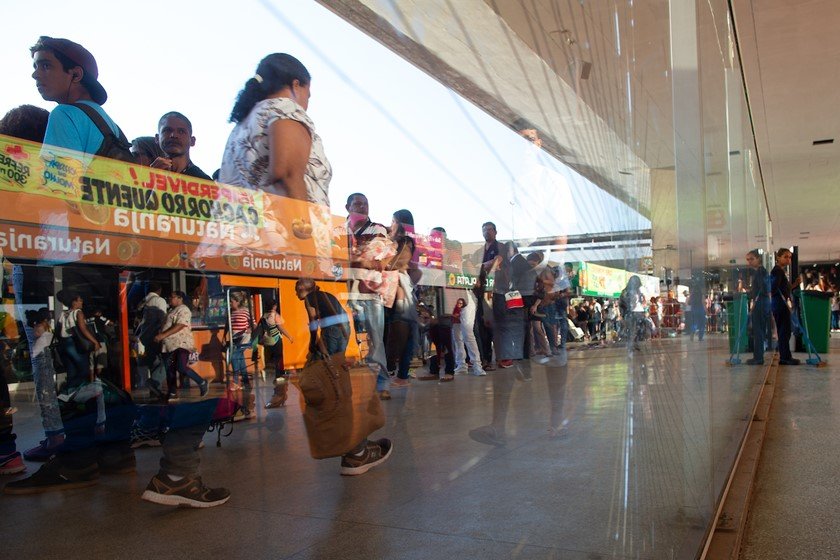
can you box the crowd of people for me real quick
[0,36,832,511]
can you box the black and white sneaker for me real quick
[340,439,393,476]
[4,457,99,495]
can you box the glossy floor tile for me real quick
[2,334,772,559]
[741,338,840,560]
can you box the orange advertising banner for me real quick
[0,134,348,279]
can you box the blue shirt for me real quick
[43,101,120,157]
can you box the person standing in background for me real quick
[771,248,799,366]
[746,250,769,366]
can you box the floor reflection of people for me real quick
[470,359,570,446]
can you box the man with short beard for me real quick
[152,112,211,180]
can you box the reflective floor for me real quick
[741,338,840,560]
[2,335,768,560]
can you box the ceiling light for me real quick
[812,139,834,145]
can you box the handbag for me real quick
[296,352,385,459]
[295,291,383,459]
[505,290,524,309]
[259,318,281,346]
[48,332,66,374]
[64,310,94,353]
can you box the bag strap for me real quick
[71,103,130,149]
[319,290,349,339]
[306,292,331,360]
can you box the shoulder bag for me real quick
[296,292,384,459]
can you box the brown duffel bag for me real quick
[295,352,385,459]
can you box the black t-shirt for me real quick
[183,161,212,180]
[304,290,348,351]
[305,291,347,327]
[771,265,791,306]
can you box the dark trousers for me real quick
[751,305,767,362]
[166,349,204,394]
[59,394,135,469]
[772,305,793,361]
[386,320,416,379]
[0,413,15,456]
[160,399,216,478]
[475,300,494,364]
[59,337,90,388]
[429,323,454,374]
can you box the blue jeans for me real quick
[356,298,389,391]
[319,324,349,357]
[230,342,248,384]
[32,350,63,436]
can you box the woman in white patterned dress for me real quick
[219,53,331,206]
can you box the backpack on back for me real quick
[71,102,136,164]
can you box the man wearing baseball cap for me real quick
[30,36,125,157]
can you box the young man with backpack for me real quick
[31,36,133,164]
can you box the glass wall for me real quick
[1,1,776,558]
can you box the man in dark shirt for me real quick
[746,249,769,365]
[474,222,502,370]
[152,112,211,179]
[771,248,799,365]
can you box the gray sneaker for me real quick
[141,474,230,508]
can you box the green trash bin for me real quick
[727,293,749,354]
[800,290,832,354]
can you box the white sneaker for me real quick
[453,364,468,374]
[535,355,550,365]
[470,366,487,376]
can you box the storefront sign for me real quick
[446,272,494,289]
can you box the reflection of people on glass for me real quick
[295,278,392,475]
[745,249,769,366]
[219,53,333,269]
[686,272,706,341]
[384,210,419,389]
[256,299,295,409]
[345,193,394,399]
[620,276,645,355]
[221,53,329,202]
[21,309,65,462]
[473,222,502,371]
[136,283,168,398]
[155,291,207,400]
[510,119,575,245]
[56,289,100,388]
[492,241,531,371]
